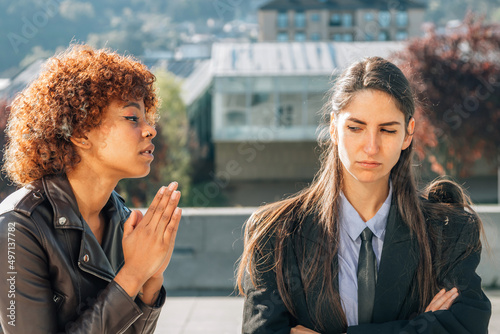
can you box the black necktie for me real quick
[357,227,376,324]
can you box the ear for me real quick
[70,135,91,150]
[329,112,338,145]
[402,117,415,150]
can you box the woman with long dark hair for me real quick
[237,57,491,333]
[0,45,181,333]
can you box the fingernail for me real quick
[452,293,459,299]
[168,182,177,191]
[159,186,166,194]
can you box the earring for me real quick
[82,141,86,144]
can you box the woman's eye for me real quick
[347,126,361,132]
[124,116,139,122]
[381,129,397,134]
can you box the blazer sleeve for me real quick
[242,232,293,334]
[347,215,491,334]
[0,211,164,334]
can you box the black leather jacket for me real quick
[0,174,166,333]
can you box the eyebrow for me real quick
[123,101,141,110]
[346,117,402,127]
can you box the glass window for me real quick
[310,32,321,41]
[379,11,391,28]
[250,93,275,126]
[342,13,353,27]
[310,13,320,22]
[365,33,375,41]
[364,12,374,22]
[295,11,306,28]
[396,11,408,27]
[277,32,289,41]
[396,30,409,40]
[332,33,342,41]
[343,33,353,42]
[277,11,288,28]
[378,31,390,41]
[295,32,306,41]
[330,13,341,26]
[226,110,246,126]
[277,93,302,127]
[306,92,324,126]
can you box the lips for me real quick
[140,144,155,156]
[358,160,381,168]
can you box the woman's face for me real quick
[330,89,414,189]
[81,99,157,181]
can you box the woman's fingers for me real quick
[425,287,459,312]
[142,182,178,224]
[156,190,181,234]
[164,206,182,243]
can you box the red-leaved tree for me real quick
[393,14,500,178]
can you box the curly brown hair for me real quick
[3,44,158,186]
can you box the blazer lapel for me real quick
[372,201,419,322]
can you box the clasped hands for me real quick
[114,182,182,305]
[290,287,459,334]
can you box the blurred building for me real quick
[257,0,426,42]
[183,41,404,206]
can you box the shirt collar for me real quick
[340,180,392,241]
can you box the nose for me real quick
[363,131,379,156]
[143,122,157,139]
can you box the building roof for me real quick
[180,41,404,105]
[211,41,403,77]
[259,0,426,11]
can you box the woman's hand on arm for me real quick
[114,182,182,300]
[425,287,458,312]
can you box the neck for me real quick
[66,163,118,226]
[342,175,390,222]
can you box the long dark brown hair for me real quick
[237,57,483,331]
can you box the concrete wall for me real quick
[160,206,500,291]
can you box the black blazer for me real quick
[242,200,491,334]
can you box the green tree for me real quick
[117,70,192,207]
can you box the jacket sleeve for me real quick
[242,232,293,334]
[0,211,164,334]
[347,217,491,334]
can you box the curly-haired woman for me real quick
[0,44,181,333]
[237,57,491,333]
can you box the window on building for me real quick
[396,11,408,27]
[226,110,247,126]
[277,105,294,127]
[277,32,289,41]
[310,13,320,22]
[364,12,374,22]
[330,13,341,26]
[378,31,390,41]
[295,32,306,41]
[379,11,391,28]
[343,33,353,42]
[396,30,409,40]
[310,32,321,41]
[277,11,288,28]
[342,13,353,27]
[332,33,342,41]
[295,11,306,28]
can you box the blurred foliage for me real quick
[0,0,250,75]
[394,14,500,178]
[117,71,192,207]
